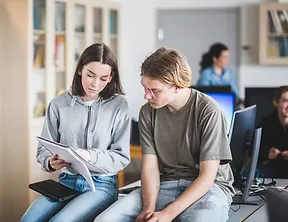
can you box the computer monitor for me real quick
[229,105,256,179]
[228,105,260,205]
[206,93,235,133]
[192,85,232,94]
[245,87,277,126]
[232,128,262,205]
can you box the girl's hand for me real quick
[49,154,71,170]
[75,148,91,162]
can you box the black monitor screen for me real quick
[228,105,257,183]
[245,87,277,126]
[192,85,232,94]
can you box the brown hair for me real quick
[141,47,192,88]
[72,43,124,99]
[274,85,288,102]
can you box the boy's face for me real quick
[274,92,288,126]
[141,75,176,109]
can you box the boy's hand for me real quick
[136,210,154,222]
[281,151,288,160]
[147,211,173,222]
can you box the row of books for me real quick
[34,35,45,68]
[267,38,288,57]
[267,10,288,34]
[55,36,66,69]
[34,35,66,69]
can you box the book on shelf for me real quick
[267,38,288,57]
[268,10,288,34]
[55,35,66,69]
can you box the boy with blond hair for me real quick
[96,48,234,222]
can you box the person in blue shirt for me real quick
[197,43,242,104]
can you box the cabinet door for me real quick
[93,7,103,44]
[109,9,119,56]
[74,4,86,63]
[32,0,47,118]
[55,1,67,94]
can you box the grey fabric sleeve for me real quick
[139,104,157,155]
[36,103,60,172]
[199,109,232,164]
[89,102,131,173]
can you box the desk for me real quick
[244,179,288,222]
[120,179,288,221]
[118,145,142,188]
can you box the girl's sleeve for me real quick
[36,102,60,172]
[88,101,131,174]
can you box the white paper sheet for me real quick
[36,136,96,192]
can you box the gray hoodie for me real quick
[37,90,131,176]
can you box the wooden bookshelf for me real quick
[0,0,120,220]
[259,2,288,65]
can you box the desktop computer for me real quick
[229,105,263,205]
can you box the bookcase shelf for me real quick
[0,0,120,220]
[259,2,288,65]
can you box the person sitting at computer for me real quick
[258,86,288,178]
[197,43,242,105]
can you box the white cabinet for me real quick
[0,0,120,221]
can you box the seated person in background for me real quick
[258,86,288,178]
[197,43,242,105]
[96,47,235,222]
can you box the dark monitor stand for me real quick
[232,128,262,205]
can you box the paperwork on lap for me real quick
[37,136,107,192]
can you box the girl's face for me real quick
[213,50,229,68]
[78,62,113,101]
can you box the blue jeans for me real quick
[95,180,230,222]
[21,173,118,222]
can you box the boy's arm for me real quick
[136,154,160,222]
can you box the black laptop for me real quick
[29,179,81,202]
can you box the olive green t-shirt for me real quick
[139,89,235,202]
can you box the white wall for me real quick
[157,0,288,99]
[120,0,288,119]
[0,1,29,221]
[119,0,156,119]
[157,0,264,9]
